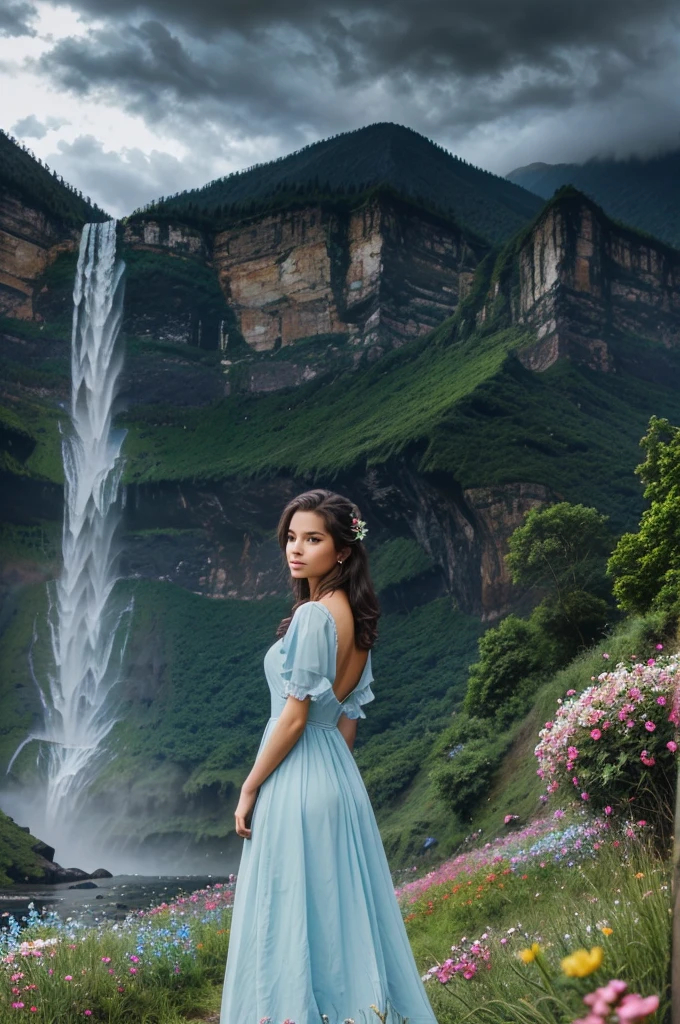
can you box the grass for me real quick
[403,828,671,1024]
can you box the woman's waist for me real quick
[267,715,338,731]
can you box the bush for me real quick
[463,614,544,718]
[535,649,680,847]
[429,733,513,818]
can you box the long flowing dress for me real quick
[220,600,439,1024]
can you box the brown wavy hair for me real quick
[275,488,380,649]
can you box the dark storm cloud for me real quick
[35,0,680,137]
[27,0,680,214]
[0,0,37,37]
[41,0,680,79]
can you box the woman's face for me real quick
[286,510,343,582]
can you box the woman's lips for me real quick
[290,561,305,566]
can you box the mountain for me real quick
[130,121,544,245]
[0,128,107,228]
[3,131,680,869]
[506,149,680,250]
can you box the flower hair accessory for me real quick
[350,509,368,541]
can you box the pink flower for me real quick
[656,696,667,705]
[656,643,664,650]
[644,721,656,732]
[617,993,660,1021]
[568,746,579,759]
[581,792,589,801]
[129,967,137,974]
[566,689,576,696]
[64,976,72,982]
[590,729,602,740]
[667,740,678,752]
[636,820,647,826]
[626,720,635,728]
[603,653,610,659]
[604,806,612,815]
[553,809,565,819]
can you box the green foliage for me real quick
[608,415,680,616]
[505,501,614,597]
[463,614,544,718]
[429,731,514,818]
[529,590,612,665]
[0,810,50,885]
[120,247,247,352]
[509,149,680,250]
[370,537,435,592]
[361,731,434,808]
[0,128,107,227]
[126,122,542,244]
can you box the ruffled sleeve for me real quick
[338,651,375,720]
[280,602,337,702]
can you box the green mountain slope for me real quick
[506,149,680,249]
[0,129,108,227]
[129,122,543,244]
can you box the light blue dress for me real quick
[220,601,439,1024]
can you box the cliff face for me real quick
[509,195,680,372]
[116,464,551,622]
[122,194,484,392]
[212,196,481,357]
[0,192,78,318]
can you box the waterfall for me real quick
[6,220,133,859]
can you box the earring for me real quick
[337,559,343,564]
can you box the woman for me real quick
[220,489,439,1024]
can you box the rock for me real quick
[30,840,55,863]
[89,868,113,878]
[68,881,98,889]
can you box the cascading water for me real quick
[5,220,133,865]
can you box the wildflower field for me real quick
[0,648,675,1024]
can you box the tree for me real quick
[607,415,680,616]
[505,501,614,649]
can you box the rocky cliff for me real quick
[122,192,486,392]
[0,191,79,319]
[478,190,680,373]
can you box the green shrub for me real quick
[429,733,513,818]
[463,614,543,718]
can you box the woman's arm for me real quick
[234,697,310,839]
[337,713,357,752]
[243,696,310,791]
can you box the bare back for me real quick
[317,593,368,704]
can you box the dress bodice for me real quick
[263,601,375,727]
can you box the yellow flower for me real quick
[600,927,613,936]
[635,872,645,878]
[561,947,604,977]
[518,942,541,963]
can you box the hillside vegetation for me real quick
[507,147,680,249]
[127,122,543,244]
[0,129,107,228]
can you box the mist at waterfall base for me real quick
[0,220,154,876]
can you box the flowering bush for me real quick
[534,648,680,840]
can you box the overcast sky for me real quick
[2,0,679,217]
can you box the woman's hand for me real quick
[234,783,259,840]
